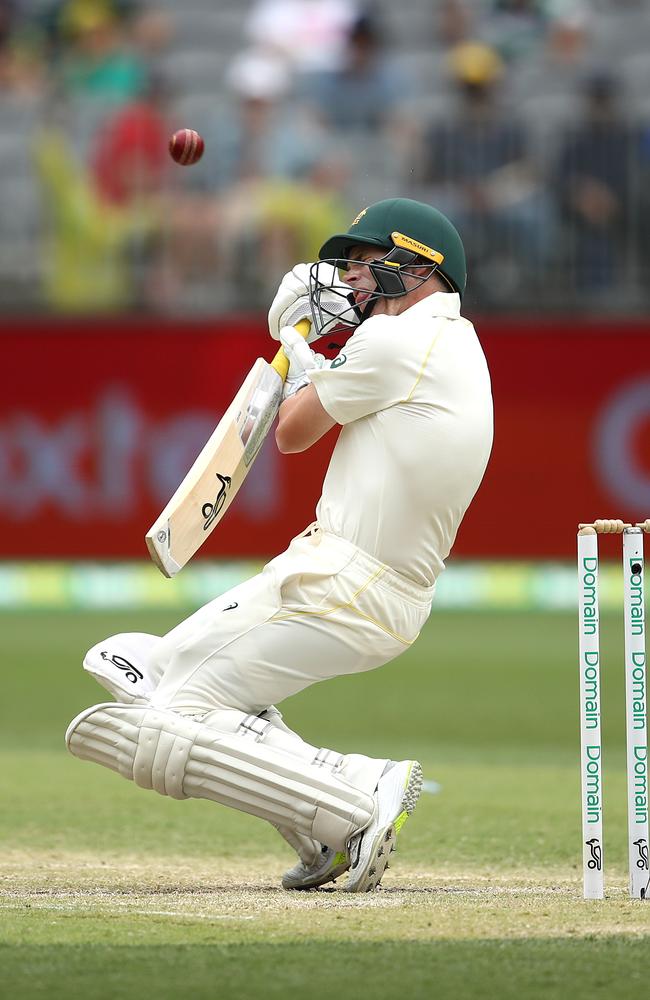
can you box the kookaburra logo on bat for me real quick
[202,473,232,530]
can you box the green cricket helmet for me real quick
[309,198,466,336]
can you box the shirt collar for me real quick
[402,291,462,320]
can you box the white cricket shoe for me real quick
[282,845,350,890]
[345,759,423,893]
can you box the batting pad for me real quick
[66,703,375,850]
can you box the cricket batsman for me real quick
[66,198,494,892]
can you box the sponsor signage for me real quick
[2,317,649,558]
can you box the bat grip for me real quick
[270,318,311,382]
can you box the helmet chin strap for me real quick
[359,246,437,319]
[368,246,419,294]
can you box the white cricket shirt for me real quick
[309,292,493,587]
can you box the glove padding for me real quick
[268,262,358,343]
[279,326,329,400]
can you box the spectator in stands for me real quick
[498,0,590,146]
[481,0,549,64]
[161,48,350,309]
[416,41,553,302]
[436,0,473,48]
[0,1,19,48]
[33,75,168,312]
[37,1,166,185]
[553,70,640,295]
[545,0,590,65]
[56,0,148,105]
[440,0,589,65]
[90,79,169,208]
[212,49,325,186]
[302,9,408,134]
[245,0,359,75]
[0,25,47,101]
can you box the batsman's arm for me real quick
[275,384,337,454]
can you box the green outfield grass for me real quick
[1,609,647,1000]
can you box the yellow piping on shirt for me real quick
[402,331,440,403]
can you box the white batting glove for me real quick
[268,262,357,343]
[279,326,328,400]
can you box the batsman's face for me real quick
[342,244,431,317]
[343,246,381,310]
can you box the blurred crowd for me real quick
[1,0,650,314]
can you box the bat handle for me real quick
[270,318,311,382]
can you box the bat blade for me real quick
[146,358,283,577]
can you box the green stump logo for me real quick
[330,354,347,369]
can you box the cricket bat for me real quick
[145,319,310,577]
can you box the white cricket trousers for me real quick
[149,524,435,717]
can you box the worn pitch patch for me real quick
[2,855,648,949]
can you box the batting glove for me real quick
[268,262,357,343]
[279,326,328,400]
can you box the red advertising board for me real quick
[2,316,649,559]
[464,321,650,555]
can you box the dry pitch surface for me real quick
[2,851,648,940]
[2,850,649,1000]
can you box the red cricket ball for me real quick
[168,128,205,166]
